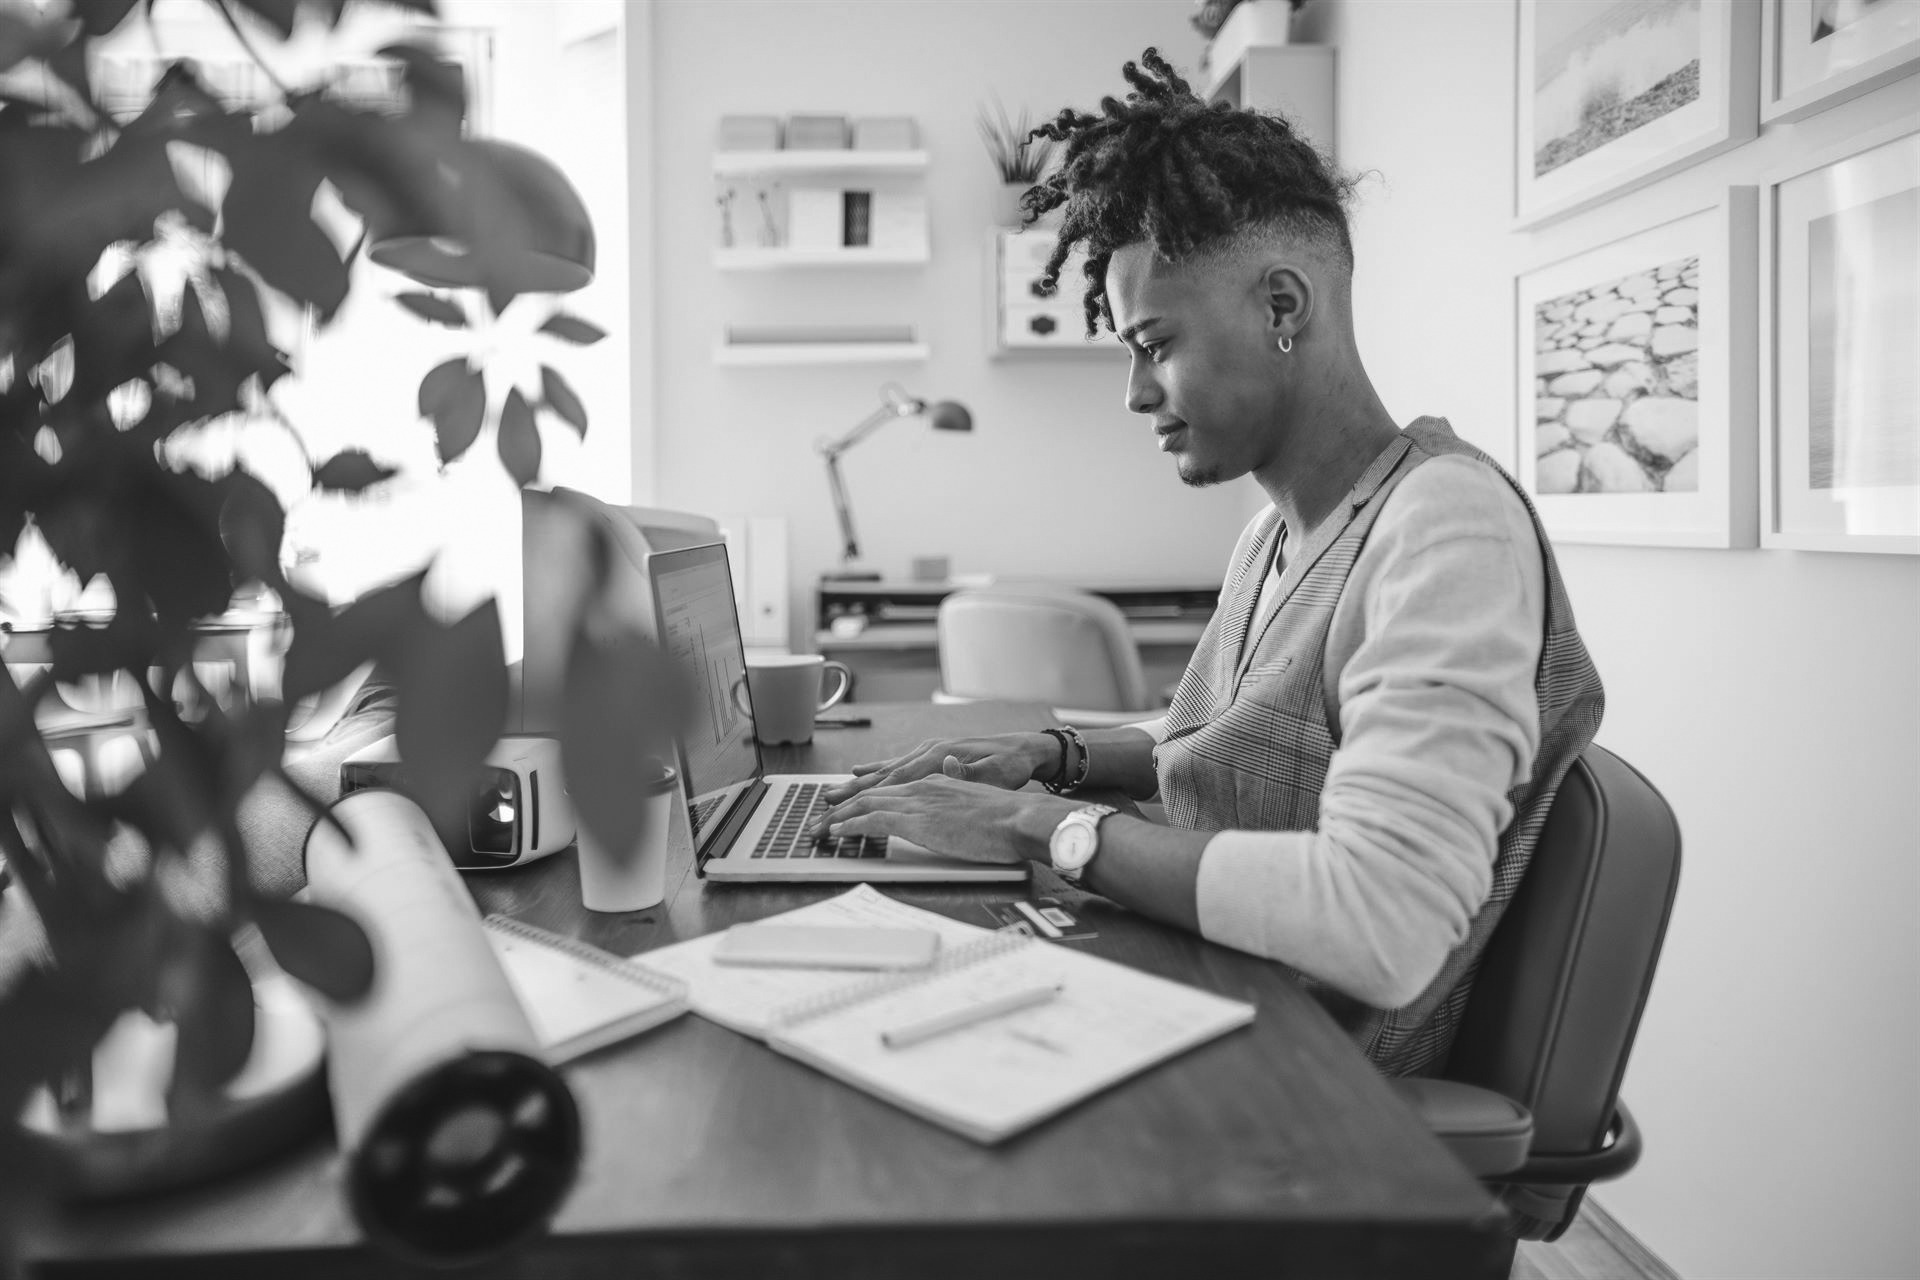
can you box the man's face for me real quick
[1105,241,1280,488]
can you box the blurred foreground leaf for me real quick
[418,357,484,463]
[393,597,506,840]
[252,899,374,1003]
[496,386,539,485]
[540,364,586,437]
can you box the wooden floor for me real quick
[1513,1198,1680,1280]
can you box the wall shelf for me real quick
[712,149,929,176]
[712,342,930,367]
[714,246,929,270]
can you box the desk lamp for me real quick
[818,383,972,581]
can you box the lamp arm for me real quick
[822,450,860,563]
[818,399,912,461]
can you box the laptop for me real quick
[648,542,1026,884]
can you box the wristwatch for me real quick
[1048,804,1118,885]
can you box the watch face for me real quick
[1051,820,1097,871]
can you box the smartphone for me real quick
[712,924,940,971]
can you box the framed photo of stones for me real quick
[1761,0,1920,123]
[1517,188,1759,547]
[1514,0,1759,228]
[1761,120,1920,553]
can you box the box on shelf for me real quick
[842,190,873,247]
[852,116,916,150]
[786,187,844,250]
[717,114,781,151]
[785,114,849,150]
[869,190,928,252]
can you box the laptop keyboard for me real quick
[690,793,725,834]
[751,783,888,860]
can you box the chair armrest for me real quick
[1511,1098,1642,1185]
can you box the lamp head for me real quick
[926,401,972,432]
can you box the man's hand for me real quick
[820,732,1055,804]
[806,774,1077,865]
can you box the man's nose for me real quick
[1125,357,1161,415]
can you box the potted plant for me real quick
[0,0,671,1258]
[976,96,1056,228]
[1193,0,1309,84]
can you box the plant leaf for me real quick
[223,139,349,322]
[393,290,466,327]
[561,584,691,863]
[232,0,298,39]
[417,357,484,464]
[164,927,256,1111]
[538,313,605,346]
[252,899,374,1003]
[496,386,540,486]
[279,571,426,704]
[46,32,91,110]
[393,597,506,843]
[219,470,286,588]
[377,40,465,137]
[71,0,139,37]
[539,364,587,437]
[312,450,397,494]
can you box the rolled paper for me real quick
[302,788,580,1266]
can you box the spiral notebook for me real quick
[483,916,689,1064]
[633,887,1256,1144]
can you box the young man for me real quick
[810,50,1603,1076]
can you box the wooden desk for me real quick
[22,702,1507,1279]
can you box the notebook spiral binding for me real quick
[483,915,689,1001]
[770,930,1035,1031]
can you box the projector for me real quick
[339,735,575,869]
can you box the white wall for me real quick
[1299,2,1920,1275]
[648,0,1259,645]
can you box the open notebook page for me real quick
[768,936,1257,1145]
[630,884,991,1038]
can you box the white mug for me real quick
[735,654,852,745]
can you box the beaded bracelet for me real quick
[1043,724,1091,795]
[1040,728,1072,788]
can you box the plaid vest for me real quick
[1156,418,1604,1077]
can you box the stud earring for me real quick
[1277,335,1293,354]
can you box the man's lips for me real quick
[1155,421,1186,451]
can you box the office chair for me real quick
[1392,743,1681,1249]
[935,585,1161,729]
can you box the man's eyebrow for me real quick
[1118,317,1163,343]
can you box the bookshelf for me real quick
[711,131,931,365]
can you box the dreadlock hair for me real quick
[1025,47,1360,338]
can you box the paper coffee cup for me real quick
[577,759,677,913]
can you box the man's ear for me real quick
[1261,263,1314,343]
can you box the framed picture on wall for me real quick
[1515,188,1759,547]
[1514,0,1760,228]
[1760,0,1920,123]
[1761,120,1920,553]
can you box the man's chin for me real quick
[1175,458,1222,488]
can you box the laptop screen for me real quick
[646,543,762,846]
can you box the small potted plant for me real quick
[976,97,1056,228]
[1193,0,1309,83]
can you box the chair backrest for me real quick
[1443,743,1680,1220]
[936,585,1151,713]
